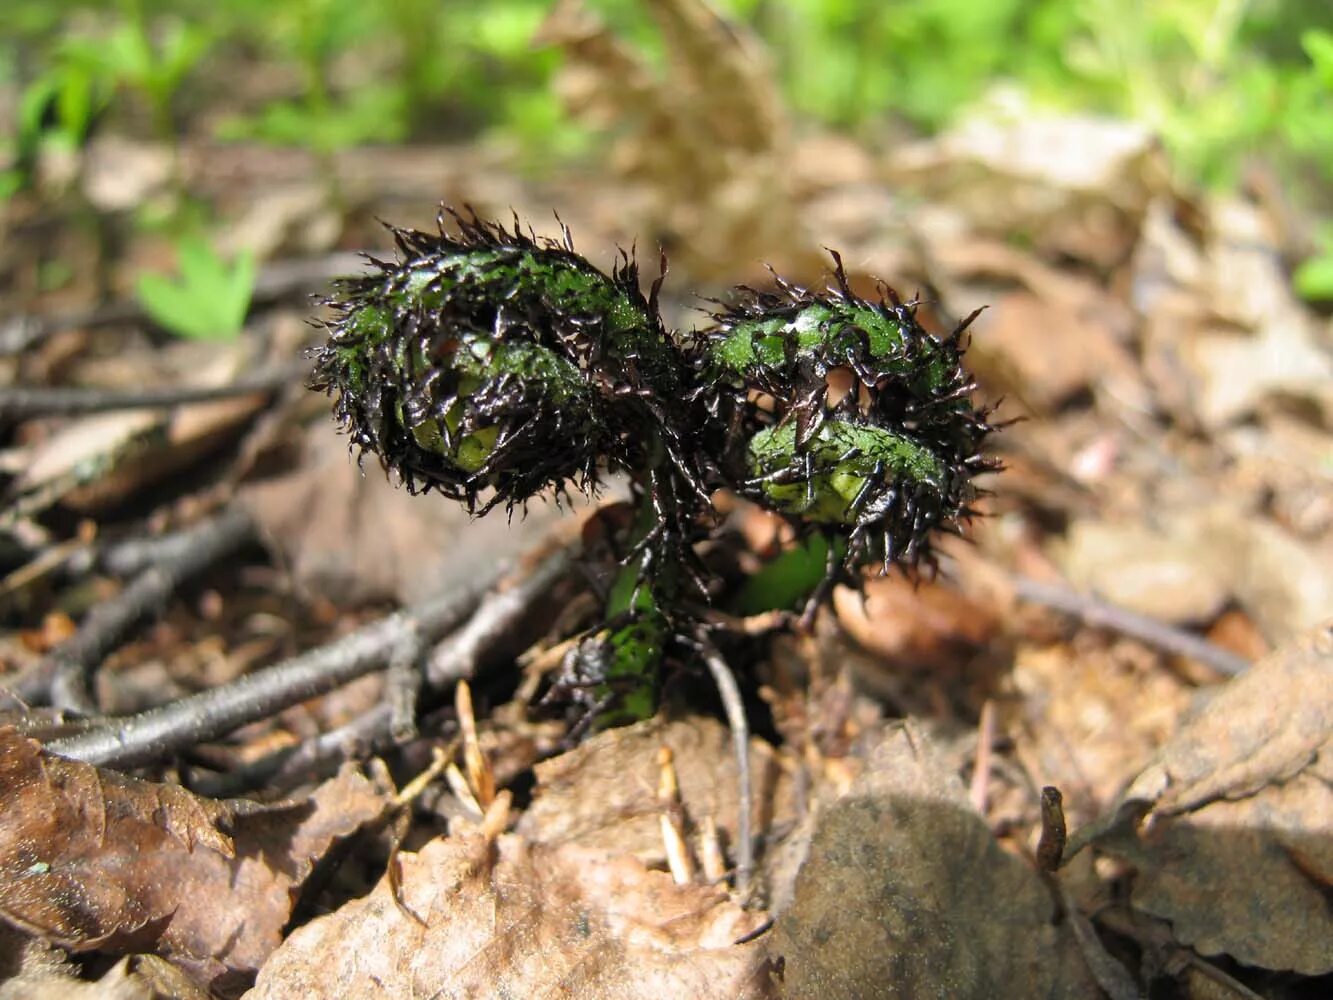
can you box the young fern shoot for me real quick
[311,209,996,727]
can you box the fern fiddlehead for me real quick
[311,209,996,726]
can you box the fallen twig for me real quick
[969,697,996,815]
[1,507,259,713]
[426,547,576,686]
[386,631,425,744]
[1011,574,1251,677]
[44,567,495,768]
[0,359,308,418]
[45,543,577,770]
[190,703,395,798]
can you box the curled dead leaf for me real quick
[0,730,391,987]
[832,574,998,671]
[1069,620,1333,974]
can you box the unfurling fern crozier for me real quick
[698,255,996,582]
[311,211,998,724]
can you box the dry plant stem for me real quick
[157,547,571,791]
[1094,907,1266,1000]
[657,746,696,885]
[3,507,259,714]
[1012,575,1250,677]
[0,530,90,600]
[969,698,996,815]
[99,522,231,577]
[1037,785,1068,872]
[63,511,253,579]
[697,814,727,884]
[1060,888,1141,1000]
[44,570,494,768]
[695,631,754,900]
[394,744,453,808]
[455,679,495,808]
[0,360,307,418]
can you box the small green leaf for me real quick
[17,76,59,149]
[1302,30,1333,90]
[136,237,255,341]
[0,169,24,201]
[1294,252,1333,302]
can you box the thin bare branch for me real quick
[1,507,259,713]
[1012,574,1250,677]
[0,359,307,418]
[44,569,494,768]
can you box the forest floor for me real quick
[1,6,1331,998]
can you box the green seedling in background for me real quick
[136,236,255,341]
[1288,31,1333,303]
[37,6,212,150]
[2,0,1331,294]
[0,39,114,197]
[1294,224,1333,303]
[215,0,404,156]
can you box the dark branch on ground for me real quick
[1,507,260,714]
[44,545,575,770]
[0,251,369,357]
[0,359,308,418]
[426,548,576,687]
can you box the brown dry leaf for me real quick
[82,137,175,212]
[0,729,391,987]
[1135,197,1333,430]
[9,411,160,502]
[0,727,235,947]
[1059,506,1333,644]
[924,235,1136,337]
[62,395,266,513]
[248,833,773,999]
[1195,507,1333,644]
[217,183,340,260]
[1115,770,1333,976]
[10,343,270,515]
[1181,315,1333,431]
[517,717,793,866]
[1224,412,1333,539]
[1075,620,1333,973]
[1057,517,1231,625]
[767,727,1099,998]
[918,236,1148,418]
[536,0,817,280]
[238,422,579,605]
[1121,619,1331,817]
[832,575,998,671]
[887,107,1166,268]
[0,960,155,1000]
[0,935,212,1000]
[1005,640,1193,811]
[969,290,1139,415]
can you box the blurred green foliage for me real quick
[135,235,255,340]
[1,1,1330,290]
